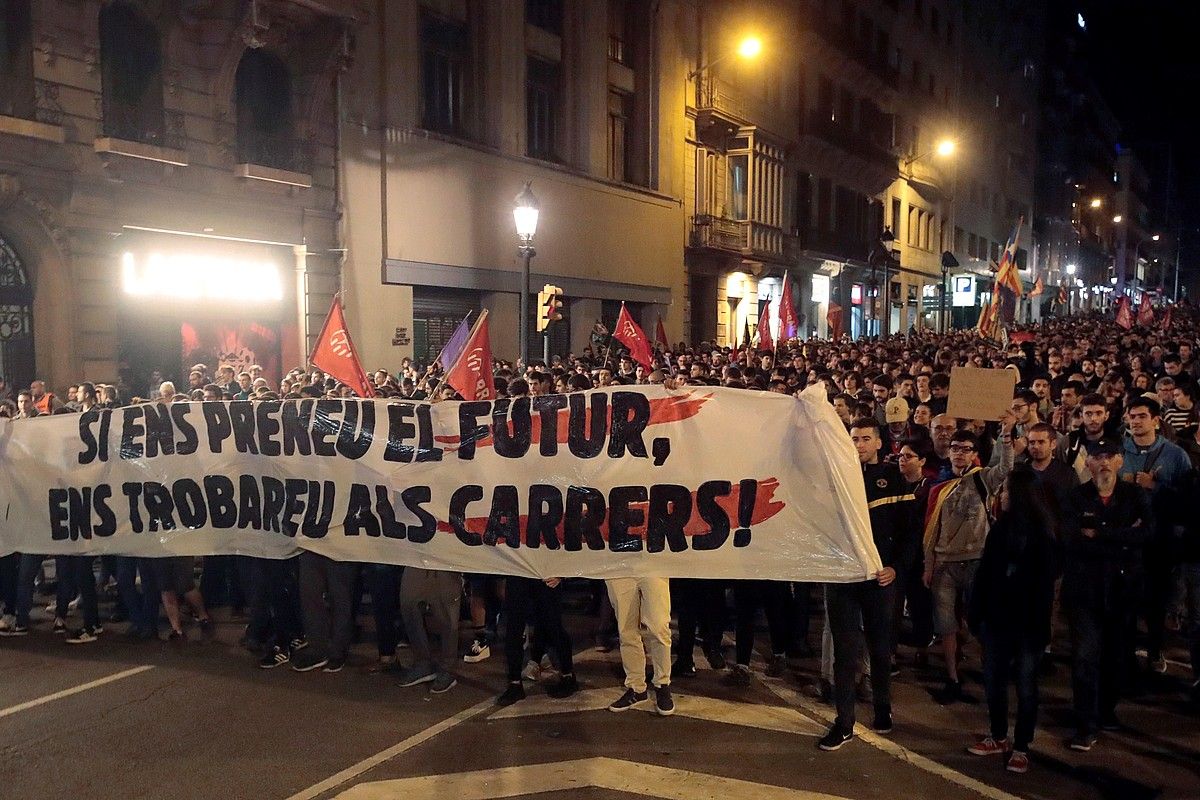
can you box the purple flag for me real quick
[435,313,472,367]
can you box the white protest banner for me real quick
[0,385,880,581]
[945,366,1018,422]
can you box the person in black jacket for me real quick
[1164,466,1200,704]
[1062,437,1154,752]
[965,465,1061,775]
[818,418,918,751]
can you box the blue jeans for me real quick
[980,624,1041,750]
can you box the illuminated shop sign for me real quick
[121,252,283,302]
[952,275,976,307]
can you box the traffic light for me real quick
[538,284,564,331]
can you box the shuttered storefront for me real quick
[412,287,480,365]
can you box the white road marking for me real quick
[333,756,854,800]
[763,680,1025,800]
[488,686,823,735]
[283,699,494,800]
[0,665,155,720]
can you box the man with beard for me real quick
[1057,394,1109,482]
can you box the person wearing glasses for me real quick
[923,409,1017,703]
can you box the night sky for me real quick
[1081,1,1199,231]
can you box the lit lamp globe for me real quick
[513,182,540,244]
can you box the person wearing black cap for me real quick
[1062,437,1154,752]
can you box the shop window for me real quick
[526,56,561,162]
[420,12,470,137]
[235,49,298,171]
[99,2,164,143]
[526,0,563,35]
[0,0,34,119]
[728,154,748,221]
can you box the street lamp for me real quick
[687,34,764,80]
[513,181,539,365]
[1090,197,1102,209]
[1112,214,1122,223]
[904,138,957,172]
[1066,263,1077,275]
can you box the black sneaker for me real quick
[496,682,526,706]
[0,624,29,637]
[608,688,649,712]
[323,657,345,673]
[722,664,753,687]
[673,659,697,678]
[290,637,309,652]
[65,627,100,644]
[939,680,964,705]
[1068,732,1097,752]
[52,618,67,635]
[259,646,290,669]
[547,674,579,699]
[291,650,329,672]
[197,618,214,636]
[764,656,786,678]
[654,685,675,716]
[704,647,727,670]
[873,706,893,734]
[817,724,854,751]
[168,629,187,644]
[889,660,901,677]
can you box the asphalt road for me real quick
[1,592,1197,800]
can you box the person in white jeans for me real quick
[605,576,674,715]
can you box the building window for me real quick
[817,75,835,121]
[954,226,964,253]
[526,56,561,161]
[891,198,901,233]
[608,0,630,64]
[235,49,297,171]
[607,89,633,182]
[0,0,34,119]
[968,233,977,258]
[728,154,748,220]
[99,2,164,143]
[420,12,470,136]
[526,0,563,35]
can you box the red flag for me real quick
[1030,275,1044,297]
[1160,306,1173,331]
[310,295,376,398]
[1010,331,1035,344]
[826,303,843,339]
[779,273,800,340]
[1137,298,1155,327]
[655,316,669,351]
[756,302,774,351]
[1115,295,1133,330]
[613,304,655,368]
[444,309,496,401]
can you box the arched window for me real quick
[1,0,35,119]
[235,49,296,170]
[0,233,34,392]
[99,1,164,142]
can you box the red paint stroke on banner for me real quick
[434,477,785,543]
[434,392,712,450]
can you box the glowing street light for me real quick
[1090,197,1102,208]
[935,139,956,158]
[1066,263,1077,275]
[1112,214,1123,223]
[1151,233,1161,241]
[737,35,763,59]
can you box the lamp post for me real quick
[513,182,539,366]
[1066,263,1076,316]
[940,250,959,333]
[878,228,896,337]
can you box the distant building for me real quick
[0,0,356,394]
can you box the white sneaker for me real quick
[463,639,491,663]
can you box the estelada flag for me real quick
[310,294,376,398]
[1055,284,1068,306]
[1160,306,1173,330]
[779,272,800,341]
[444,309,496,401]
[655,316,669,351]
[1030,275,1044,297]
[756,302,774,351]
[995,217,1024,297]
[613,303,654,368]
[1137,298,1155,327]
[1115,295,1134,330]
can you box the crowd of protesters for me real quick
[2,309,1200,770]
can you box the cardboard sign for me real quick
[946,366,1017,421]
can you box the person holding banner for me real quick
[495,577,578,706]
[606,575,674,716]
[818,418,918,751]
